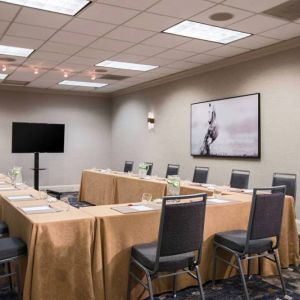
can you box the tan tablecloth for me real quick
[0,188,99,300]
[81,193,299,300]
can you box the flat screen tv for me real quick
[191,93,260,158]
[12,122,65,153]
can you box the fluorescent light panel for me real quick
[0,44,34,57]
[59,80,108,88]
[0,73,8,80]
[164,20,251,44]
[0,0,90,16]
[96,60,158,71]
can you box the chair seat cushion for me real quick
[132,242,195,272]
[214,230,273,254]
[0,221,8,235]
[0,238,27,261]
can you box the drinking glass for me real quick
[167,175,180,196]
[142,193,152,202]
[59,197,70,212]
[39,191,48,202]
[214,186,223,199]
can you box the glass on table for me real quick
[214,186,223,199]
[39,191,48,201]
[59,197,71,212]
[141,193,152,203]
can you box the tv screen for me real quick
[12,122,65,153]
[191,93,260,158]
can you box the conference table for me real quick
[79,169,299,300]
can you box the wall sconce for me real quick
[147,112,155,130]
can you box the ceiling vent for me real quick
[1,80,30,86]
[263,0,300,21]
[100,74,130,80]
[0,57,16,63]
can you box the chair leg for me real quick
[236,255,250,300]
[172,273,177,298]
[146,272,154,300]
[15,260,22,300]
[7,262,13,291]
[127,259,132,300]
[212,245,217,287]
[247,255,252,279]
[273,250,287,296]
[195,265,205,300]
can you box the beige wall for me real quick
[111,46,300,214]
[0,90,111,187]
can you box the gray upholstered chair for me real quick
[0,221,8,237]
[230,169,250,189]
[124,161,134,173]
[193,167,209,184]
[272,172,296,202]
[144,162,153,176]
[212,186,286,300]
[0,237,27,299]
[127,193,207,300]
[165,164,180,178]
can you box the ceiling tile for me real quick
[63,55,100,66]
[77,48,115,59]
[139,56,175,66]
[176,39,221,53]
[28,79,58,88]
[156,49,195,60]
[142,33,190,48]
[78,3,139,24]
[206,45,249,57]
[166,60,202,70]
[0,35,45,49]
[260,23,300,40]
[24,59,59,69]
[125,44,165,56]
[186,53,223,63]
[95,67,141,76]
[7,66,46,81]
[105,26,155,43]
[7,23,56,40]
[14,7,71,29]
[97,0,159,10]
[90,38,133,52]
[124,12,181,32]
[39,42,83,55]
[191,4,253,27]
[228,14,288,34]
[0,20,9,36]
[38,70,66,81]
[223,0,289,13]
[50,31,98,46]
[63,19,116,37]
[0,2,20,21]
[30,51,69,62]
[108,53,148,63]
[208,0,226,2]
[148,0,215,18]
[55,63,88,72]
[230,35,279,49]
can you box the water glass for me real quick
[39,191,48,201]
[167,175,180,196]
[214,186,223,199]
[142,193,152,202]
[60,197,70,212]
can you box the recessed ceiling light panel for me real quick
[164,20,251,44]
[95,60,158,71]
[0,45,34,57]
[59,80,108,88]
[0,73,8,80]
[0,0,90,16]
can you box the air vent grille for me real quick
[263,0,300,21]
[100,74,130,80]
[2,80,30,86]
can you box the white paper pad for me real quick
[7,195,33,201]
[243,189,253,194]
[20,205,56,214]
[131,205,154,212]
[0,187,15,191]
[208,198,230,204]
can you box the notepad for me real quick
[208,198,230,204]
[131,205,154,212]
[0,187,15,191]
[20,205,57,214]
[7,195,33,201]
[111,204,160,214]
[242,189,253,194]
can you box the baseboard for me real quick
[296,219,300,234]
[40,184,80,191]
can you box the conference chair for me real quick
[192,166,209,184]
[144,162,153,176]
[127,193,207,300]
[124,161,134,173]
[230,169,250,189]
[0,237,27,299]
[212,186,286,300]
[165,164,180,178]
[0,221,8,238]
[272,172,297,202]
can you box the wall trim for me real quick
[296,219,300,234]
[40,184,80,191]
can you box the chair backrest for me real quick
[230,169,250,189]
[144,162,153,176]
[124,161,134,173]
[193,166,209,183]
[154,193,207,272]
[272,172,296,200]
[245,186,286,253]
[166,164,180,178]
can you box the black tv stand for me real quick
[30,152,46,190]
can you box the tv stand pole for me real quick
[31,152,46,190]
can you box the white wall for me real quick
[0,89,111,186]
[111,46,300,215]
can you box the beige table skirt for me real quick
[81,193,299,300]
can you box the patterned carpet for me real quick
[1,266,300,299]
